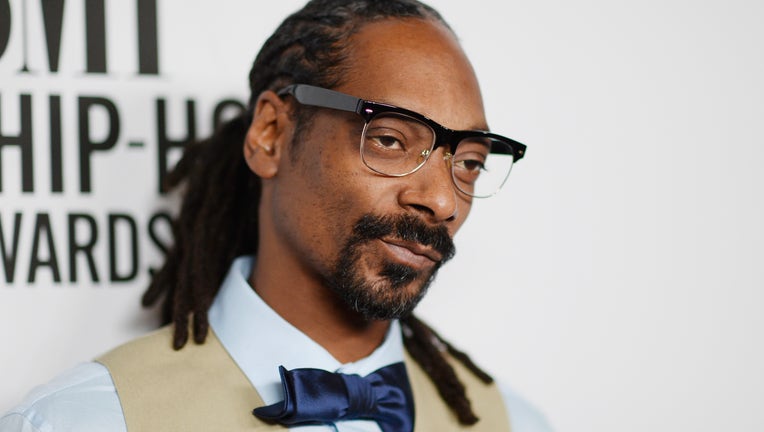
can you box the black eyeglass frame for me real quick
[277,84,526,161]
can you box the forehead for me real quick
[337,19,488,131]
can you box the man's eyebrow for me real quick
[439,120,490,133]
[452,120,489,132]
[468,122,490,132]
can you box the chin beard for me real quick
[326,214,455,321]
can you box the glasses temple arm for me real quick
[279,84,363,114]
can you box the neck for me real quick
[249,255,391,364]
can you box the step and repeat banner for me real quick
[2,0,183,292]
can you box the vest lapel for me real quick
[99,326,281,430]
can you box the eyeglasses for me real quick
[278,84,526,198]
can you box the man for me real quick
[1,1,551,431]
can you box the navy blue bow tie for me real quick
[252,362,414,432]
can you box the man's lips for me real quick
[379,237,443,264]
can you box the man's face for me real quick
[268,18,488,320]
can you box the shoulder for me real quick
[0,362,126,432]
[499,383,555,432]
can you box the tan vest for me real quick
[97,326,511,432]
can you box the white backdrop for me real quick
[1,1,763,431]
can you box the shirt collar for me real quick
[207,255,405,405]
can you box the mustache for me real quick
[351,214,456,263]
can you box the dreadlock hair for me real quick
[142,0,494,425]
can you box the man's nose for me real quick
[398,147,459,223]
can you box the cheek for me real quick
[296,126,386,220]
[272,139,364,259]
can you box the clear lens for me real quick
[361,113,435,176]
[360,113,515,197]
[452,137,514,198]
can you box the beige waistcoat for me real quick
[97,326,510,432]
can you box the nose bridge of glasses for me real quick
[429,123,462,157]
[418,147,457,192]
[403,121,459,178]
[418,147,453,164]
[413,146,458,199]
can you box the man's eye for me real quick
[369,134,405,150]
[455,159,485,172]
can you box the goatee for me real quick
[326,214,456,320]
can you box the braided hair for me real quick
[142,0,493,425]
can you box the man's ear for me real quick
[243,90,293,178]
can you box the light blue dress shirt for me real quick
[1,256,553,432]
